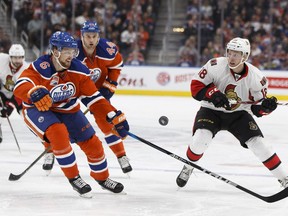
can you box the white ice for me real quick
[0,95,288,216]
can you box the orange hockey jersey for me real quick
[13,54,116,115]
[76,38,123,89]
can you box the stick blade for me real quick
[264,187,288,203]
[8,173,22,181]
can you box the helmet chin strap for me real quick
[51,50,68,70]
[228,54,247,70]
[228,60,244,69]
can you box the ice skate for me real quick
[42,152,55,175]
[176,165,194,188]
[97,178,124,193]
[69,175,92,198]
[117,155,132,174]
[279,176,288,188]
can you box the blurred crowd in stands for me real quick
[177,0,288,70]
[2,0,160,66]
[0,26,11,53]
[0,0,287,70]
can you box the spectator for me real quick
[14,1,33,33]
[50,4,67,30]
[27,11,42,47]
[126,46,145,66]
[120,24,137,58]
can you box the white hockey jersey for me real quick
[191,57,268,113]
[0,53,30,99]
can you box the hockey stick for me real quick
[83,108,90,115]
[229,99,288,106]
[6,114,21,154]
[8,147,51,181]
[127,131,288,203]
[0,97,21,153]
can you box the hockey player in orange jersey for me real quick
[13,31,130,197]
[76,21,132,174]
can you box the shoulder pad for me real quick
[69,58,90,75]
[32,55,55,78]
[96,38,118,59]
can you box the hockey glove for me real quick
[261,96,277,112]
[251,97,277,117]
[206,87,230,109]
[107,110,129,139]
[27,85,53,112]
[0,101,14,117]
[99,79,118,100]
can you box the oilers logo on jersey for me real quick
[50,82,76,102]
[90,68,101,82]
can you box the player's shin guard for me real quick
[104,133,125,156]
[246,136,288,186]
[176,129,212,187]
[78,135,109,181]
[105,133,132,173]
[46,123,79,179]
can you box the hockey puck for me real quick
[159,116,169,126]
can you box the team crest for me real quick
[50,82,76,102]
[90,68,101,82]
[249,121,258,130]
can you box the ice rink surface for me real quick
[1,95,288,216]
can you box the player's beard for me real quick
[11,61,23,69]
[59,58,72,69]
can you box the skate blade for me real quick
[100,187,127,195]
[125,172,131,178]
[79,191,93,199]
[44,170,52,176]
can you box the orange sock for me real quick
[78,135,109,181]
[46,123,79,179]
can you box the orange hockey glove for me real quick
[27,85,53,111]
[107,111,129,139]
[99,79,118,100]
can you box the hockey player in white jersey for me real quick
[0,44,29,143]
[0,44,54,172]
[176,37,288,188]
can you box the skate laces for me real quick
[102,178,118,189]
[118,156,130,168]
[71,176,87,189]
[179,166,193,181]
[44,153,54,165]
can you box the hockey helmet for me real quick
[9,44,25,57]
[49,31,78,51]
[81,21,100,35]
[226,37,251,61]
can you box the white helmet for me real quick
[226,37,250,69]
[9,44,25,57]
